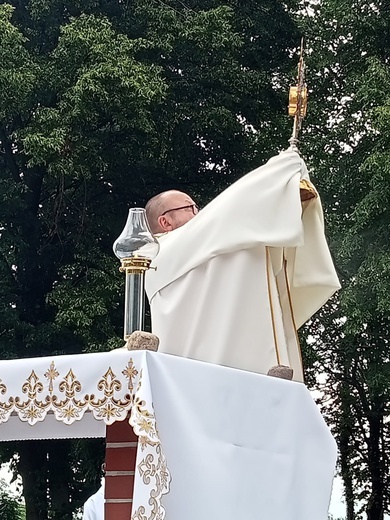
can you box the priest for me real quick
[145,149,340,382]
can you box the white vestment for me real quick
[82,484,104,520]
[145,150,340,382]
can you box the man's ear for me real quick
[157,215,173,232]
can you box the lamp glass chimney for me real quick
[113,208,159,260]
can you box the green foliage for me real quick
[0,0,387,518]
[299,1,390,519]
[0,0,299,518]
[0,480,25,520]
[0,0,388,519]
[0,5,37,122]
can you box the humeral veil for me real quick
[145,150,340,382]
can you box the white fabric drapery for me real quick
[0,350,337,520]
[0,350,169,520]
[146,150,340,381]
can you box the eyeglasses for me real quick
[161,204,199,216]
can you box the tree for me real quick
[0,1,300,518]
[297,1,390,519]
[0,479,25,520]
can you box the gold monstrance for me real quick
[288,38,308,151]
[288,40,316,202]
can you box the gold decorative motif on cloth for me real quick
[1,363,132,425]
[0,354,170,520]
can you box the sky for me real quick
[329,476,346,519]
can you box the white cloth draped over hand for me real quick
[145,150,340,381]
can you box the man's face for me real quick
[159,192,198,231]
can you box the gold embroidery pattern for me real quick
[132,443,169,520]
[129,370,170,519]
[0,380,6,395]
[44,362,59,393]
[0,355,171,519]
[0,363,132,426]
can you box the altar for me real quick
[0,349,336,520]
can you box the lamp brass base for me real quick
[119,257,152,274]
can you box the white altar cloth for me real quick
[0,350,336,520]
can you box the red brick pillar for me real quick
[105,417,138,520]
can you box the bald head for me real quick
[145,190,198,233]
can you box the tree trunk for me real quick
[339,384,355,520]
[17,441,49,520]
[366,408,384,520]
[48,440,73,520]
